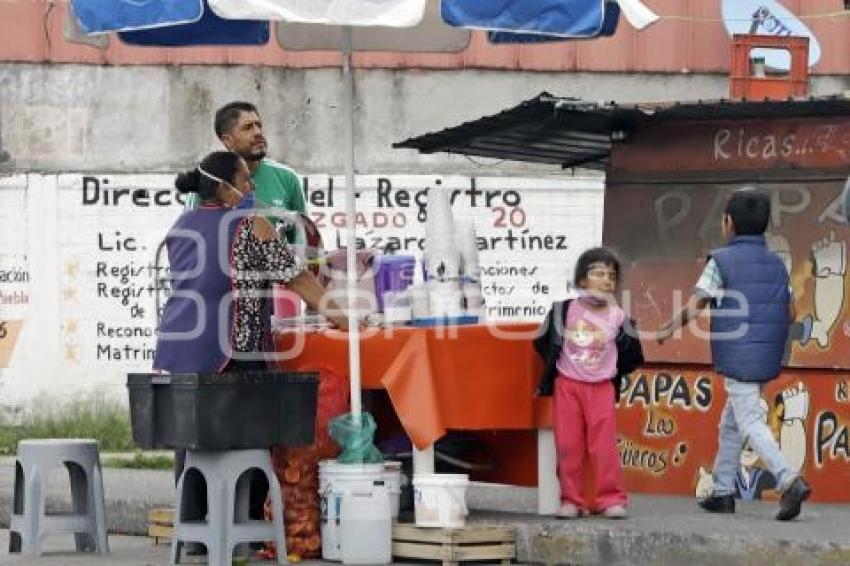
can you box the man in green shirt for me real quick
[177,102,308,528]
[184,101,307,240]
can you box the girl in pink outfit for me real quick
[534,247,641,519]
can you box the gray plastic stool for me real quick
[9,439,109,556]
[172,449,287,565]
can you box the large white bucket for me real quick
[339,483,392,565]
[382,461,403,520]
[412,473,469,528]
[318,460,385,561]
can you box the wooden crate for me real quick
[147,507,174,545]
[392,524,516,566]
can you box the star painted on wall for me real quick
[64,343,78,363]
[64,319,79,335]
[64,260,80,278]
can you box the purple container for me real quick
[374,255,416,312]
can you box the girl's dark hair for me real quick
[574,247,620,286]
[174,151,241,201]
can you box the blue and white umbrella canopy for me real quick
[71,0,206,34]
[441,0,657,41]
[70,0,429,45]
[442,0,610,38]
[119,1,269,47]
[209,0,428,27]
[485,1,622,44]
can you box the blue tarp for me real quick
[441,0,607,38]
[488,2,620,43]
[69,0,267,46]
[120,1,269,46]
[71,0,205,34]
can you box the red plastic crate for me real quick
[729,34,809,100]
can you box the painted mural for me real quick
[606,118,850,370]
[616,369,850,503]
[605,115,850,503]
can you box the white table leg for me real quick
[412,444,435,475]
[537,428,559,515]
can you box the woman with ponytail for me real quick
[156,151,350,531]
[155,150,349,375]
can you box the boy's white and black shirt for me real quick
[695,258,793,305]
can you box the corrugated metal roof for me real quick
[394,93,617,170]
[393,93,850,168]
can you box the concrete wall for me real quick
[7,64,850,175]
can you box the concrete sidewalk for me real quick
[1,458,849,565]
[485,498,850,565]
[0,530,332,566]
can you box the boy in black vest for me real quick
[657,188,811,521]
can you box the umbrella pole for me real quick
[342,25,362,418]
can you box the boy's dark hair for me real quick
[725,188,771,236]
[214,101,258,138]
[574,247,620,286]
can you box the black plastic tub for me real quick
[127,372,318,450]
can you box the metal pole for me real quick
[342,26,362,418]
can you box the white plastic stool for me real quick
[9,439,109,556]
[171,449,287,565]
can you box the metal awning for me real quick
[393,92,850,169]
[393,93,625,170]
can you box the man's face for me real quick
[220,110,267,161]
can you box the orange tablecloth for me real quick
[272,323,542,449]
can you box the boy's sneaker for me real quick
[555,503,583,519]
[601,505,628,519]
[776,477,811,521]
[697,494,735,514]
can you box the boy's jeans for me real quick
[711,377,796,497]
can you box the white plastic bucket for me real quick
[412,473,470,528]
[382,461,403,520]
[318,460,385,561]
[339,483,392,565]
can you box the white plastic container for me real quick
[318,460,385,561]
[412,473,470,528]
[409,284,430,319]
[339,484,392,565]
[382,461,404,519]
[382,292,412,324]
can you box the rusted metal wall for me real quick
[3,1,850,73]
[603,112,850,501]
[604,115,850,369]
